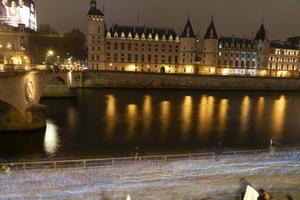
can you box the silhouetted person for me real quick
[238,178,251,200]
[257,189,266,200]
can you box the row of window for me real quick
[107,32,180,42]
[105,53,178,63]
[219,52,257,59]
[269,57,298,63]
[268,63,298,71]
[106,42,179,52]
[219,43,255,50]
[217,60,256,68]
[274,49,298,56]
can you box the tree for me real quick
[37,24,59,35]
[62,28,87,61]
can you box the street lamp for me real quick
[45,50,54,65]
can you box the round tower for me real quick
[202,18,218,73]
[179,17,197,73]
[254,22,270,70]
[87,0,106,70]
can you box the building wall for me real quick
[74,71,300,90]
[87,12,300,76]
[202,38,218,69]
[267,47,299,77]
[87,15,106,70]
[105,36,180,73]
[217,40,258,76]
[0,24,30,65]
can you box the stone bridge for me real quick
[0,71,73,131]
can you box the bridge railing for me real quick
[1,147,299,171]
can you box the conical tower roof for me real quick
[255,23,266,41]
[88,0,104,16]
[204,19,218,39]
[181,17,195,38]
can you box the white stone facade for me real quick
[87,1,300,76]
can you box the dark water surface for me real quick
[1,89,300,160]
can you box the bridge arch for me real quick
[39,76,70,101]
[0,100,25,131]
[0,71,72,131]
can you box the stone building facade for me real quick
[267,42,299,77]
[87,0,300,77]
[0,24,31,67]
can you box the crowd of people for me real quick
[0,0,30,27]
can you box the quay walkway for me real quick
[1,146,299,171]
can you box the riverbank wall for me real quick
[71,71,300,90]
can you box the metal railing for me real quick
[1,147,299,171]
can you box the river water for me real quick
[1,89,300,160]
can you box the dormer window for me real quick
[135,33,139,40]
[141,33,146,40]
[162,35,166,41]
[155,34,159,41]
[175,36,180,42]
[128,32,132,39]
[114,32,118,38]
[169,35,173,41]
[148,33,152,40]
[107,32,111,39]
[121,32,125,39]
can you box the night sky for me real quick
[36,0,300,40]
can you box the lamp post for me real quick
[45,50,54,66]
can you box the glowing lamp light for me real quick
[185,65,193,74]
[47,50,54,56]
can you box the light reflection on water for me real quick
[35,90,295,159]
[142,95,152,136]
[255,97,265,130]
[101,94,289,145]
[240,96,251,136]
[218,99,229,135]
[160,101,170,137]
[198,95,215,138]
[271,95,287,140]
[106,95,117,137]
[44,120,60,156]
[126,104,138,138]
[181,96,193,140]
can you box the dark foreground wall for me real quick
[71,71,300,90]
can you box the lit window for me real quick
[7,43,12,49]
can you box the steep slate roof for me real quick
[109,24,178,39]
[287,36,300,45]
[219,36,254,46]
[181,18,195,38]
[88,0,104,16]
[204,20,218,39]
[270,41,299,50]
[254,24,266,41]
[88,8,104,16]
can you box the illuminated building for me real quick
[267,42,299,77]
[217,37,258,76]
[87,1,300,76]
[0,24,31,66]
[87,0,197,73]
